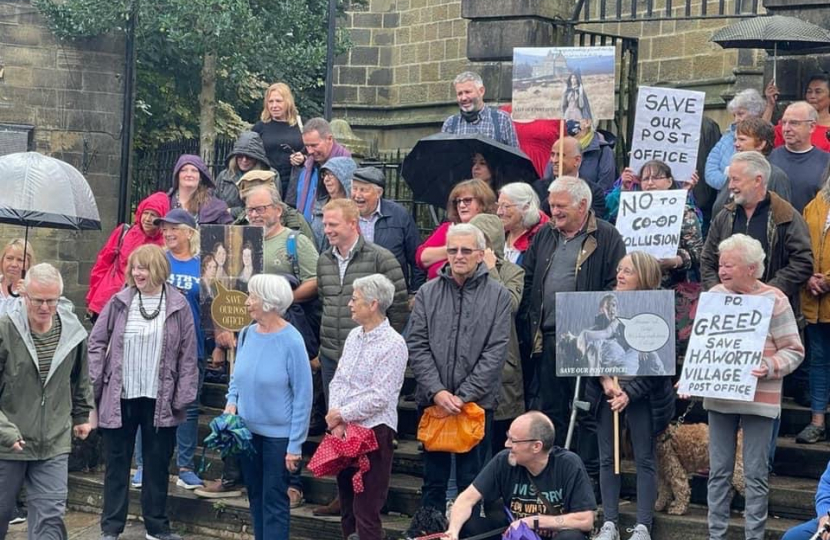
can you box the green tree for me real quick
[34,0,350,152]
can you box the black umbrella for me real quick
[401,133,537,207]
[710,15,830,80]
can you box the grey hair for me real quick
[248,274,293,316]
[730,151,771,187]
[453,71,483,88]
[548,175,593,209]
[787,101,820,122]
[352,274,395,314]
[499,183,541,228]
[524,411,556,452]
[302,117,333,138]
[24,263,64,295]
[727,88,766,117]
[244,184,283,207]
[447,223,486,250]
[718,234,765,278]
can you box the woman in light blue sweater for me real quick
[225,274,312,540]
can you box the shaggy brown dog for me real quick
[654,423,745,515]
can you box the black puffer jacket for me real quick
[317,236,408,359]
[407,262,512,411]
[585,376,675,437]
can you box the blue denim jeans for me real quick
[240,435,290,540]
[808,324,830,414]
[782,518,822,540]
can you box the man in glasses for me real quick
[407,223,512,516]
[0,263,93,539]
[769,101,830,213]
[519,176,626,494]
[444,412,595,540]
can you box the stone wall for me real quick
[0,0,125,308]
[333,0,777,151]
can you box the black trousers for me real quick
[540,333,599,476]
[100,398,177,536]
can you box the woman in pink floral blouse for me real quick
[325,273,408,540]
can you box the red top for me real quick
[415,221,451,280]
[501,104,561,177]
[512,211,550,253]
[773,122,830,152]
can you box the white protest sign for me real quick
[678,292,774,401]
[629,86,704,183]
[616,189,686,259]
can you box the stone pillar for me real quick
[460,0,573,103]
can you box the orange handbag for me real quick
[417,402,485,453]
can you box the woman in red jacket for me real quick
[86,192,170,321]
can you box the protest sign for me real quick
[555,290,675,377]
[677,292,774,401]
[616,189,686,259]
[200,225,264,333]
[512,46,616,121]
[629,86,704,182]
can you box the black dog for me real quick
[403,507,448,539]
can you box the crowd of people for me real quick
[2,68,830,540]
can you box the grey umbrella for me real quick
[0,152,101,230]
[710,15,830,80]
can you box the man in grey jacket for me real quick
[0,263,93,540]
[407,223,512,513]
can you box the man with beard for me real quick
[442,71,519,147]
[444,412,596,540]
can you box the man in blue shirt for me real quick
[442,71,519,147]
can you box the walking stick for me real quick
[613,376,620,475]
[558,118,565,178]
[565,376,591,450]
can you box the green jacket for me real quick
[0,300,93,460]
[317,236,409,360]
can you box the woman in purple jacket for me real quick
[88,244,198,540]
[167,154,233,226]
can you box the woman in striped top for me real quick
[704,234,804,540]
[89,244,198,540]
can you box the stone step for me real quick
[66,470,412,540]
[66,470,803,540]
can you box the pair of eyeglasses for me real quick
[505,433,539,445]
[781,119,815,127]
[640,175,668,184]
[28,297,59,307]
[447,247,482,256]
[453,197,475,207]
[245,204,275,216]
[496,203,517,211]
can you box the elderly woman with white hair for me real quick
[704,233,804,540]
[325,273,407,540]
[497,182,549,266]
[705,88,767,191]
[224,274,312,540]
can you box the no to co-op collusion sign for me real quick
[629,86,705,184]
[677,292,774,401]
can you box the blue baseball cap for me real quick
[154,208,196,229]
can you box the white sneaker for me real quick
[593,521,619,540]
[626,524,651,540]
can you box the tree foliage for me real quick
[34,0,353,149]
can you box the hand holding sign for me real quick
[630,86,704,183]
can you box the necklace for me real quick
[138,288,165,320]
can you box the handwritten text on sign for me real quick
[617,190,686,259]
[677,292,774,401]
[629,87,705,183]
